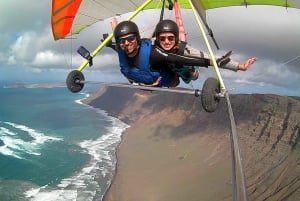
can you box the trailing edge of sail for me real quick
[51,0,148,40]
[51,0,300,40]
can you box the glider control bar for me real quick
[67,70,223,113]
[79,80,202,97]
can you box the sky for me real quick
[0,1,300,96]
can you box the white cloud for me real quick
[10,32,37,61]
[1,1,300,96]
[32,51,62,67]
[30,68,43,74]
[93,53,119,69]
[7,55,17,65]
[0,1,50,33]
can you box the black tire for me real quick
[201,77,221,112]
[66,70,85,93]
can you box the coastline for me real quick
[82,87,300,201]
[102,128,128,201]
[83,86,234,201]
[80,87,131,201]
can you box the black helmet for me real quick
[114,21,140,43]
[155,19,179,44]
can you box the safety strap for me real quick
[177,40,187,55]
[174,0,187,42]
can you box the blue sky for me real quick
[0,1,299,96]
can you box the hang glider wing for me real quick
[51,0,150,40]
[51,0,300,40]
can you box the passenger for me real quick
[153,19,257,84]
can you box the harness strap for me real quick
[177,40,187,55]
[174,0,187,42]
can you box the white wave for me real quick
[4,122,62,144]
[0,127,16,136]
[75,99,84,105]
[1,136,41,155]
[26,189,79,201]
[25,114,129,201]
[0,143,22,159]
[75,92,89,105]
[79,92,90,98]
[25,186,43,198]
[59,118,127,183]
[0,121,62,159]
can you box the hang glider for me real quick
[51,0,300,40]
[50,0,300,110]
[51,1,299,201]
[51,0,300,96]
[51,0,300,112]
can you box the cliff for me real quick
[83,86,300,201]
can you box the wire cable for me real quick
[225,92,248,201]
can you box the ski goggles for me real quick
[118,35,136,44]
[159,35,175,42]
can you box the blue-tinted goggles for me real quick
[118,35,136,44]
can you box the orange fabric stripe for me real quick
[51,0,82,40]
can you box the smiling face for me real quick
[118,33,139,57]
[158,32,176,52]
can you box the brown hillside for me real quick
[84,86,300,201]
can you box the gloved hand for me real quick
[101,33,116,49]
[216,50,233,67]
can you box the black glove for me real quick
[101,33,116,49]
[216,50,233,67]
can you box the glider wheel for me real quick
[66,70,85,93]
[201,77,221,113]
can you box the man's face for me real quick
[158,32,176,51]
[118,33,139,57]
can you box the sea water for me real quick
[0,84,129,201]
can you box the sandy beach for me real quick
[104,109,234,201]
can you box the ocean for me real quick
[0,84,129,201]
